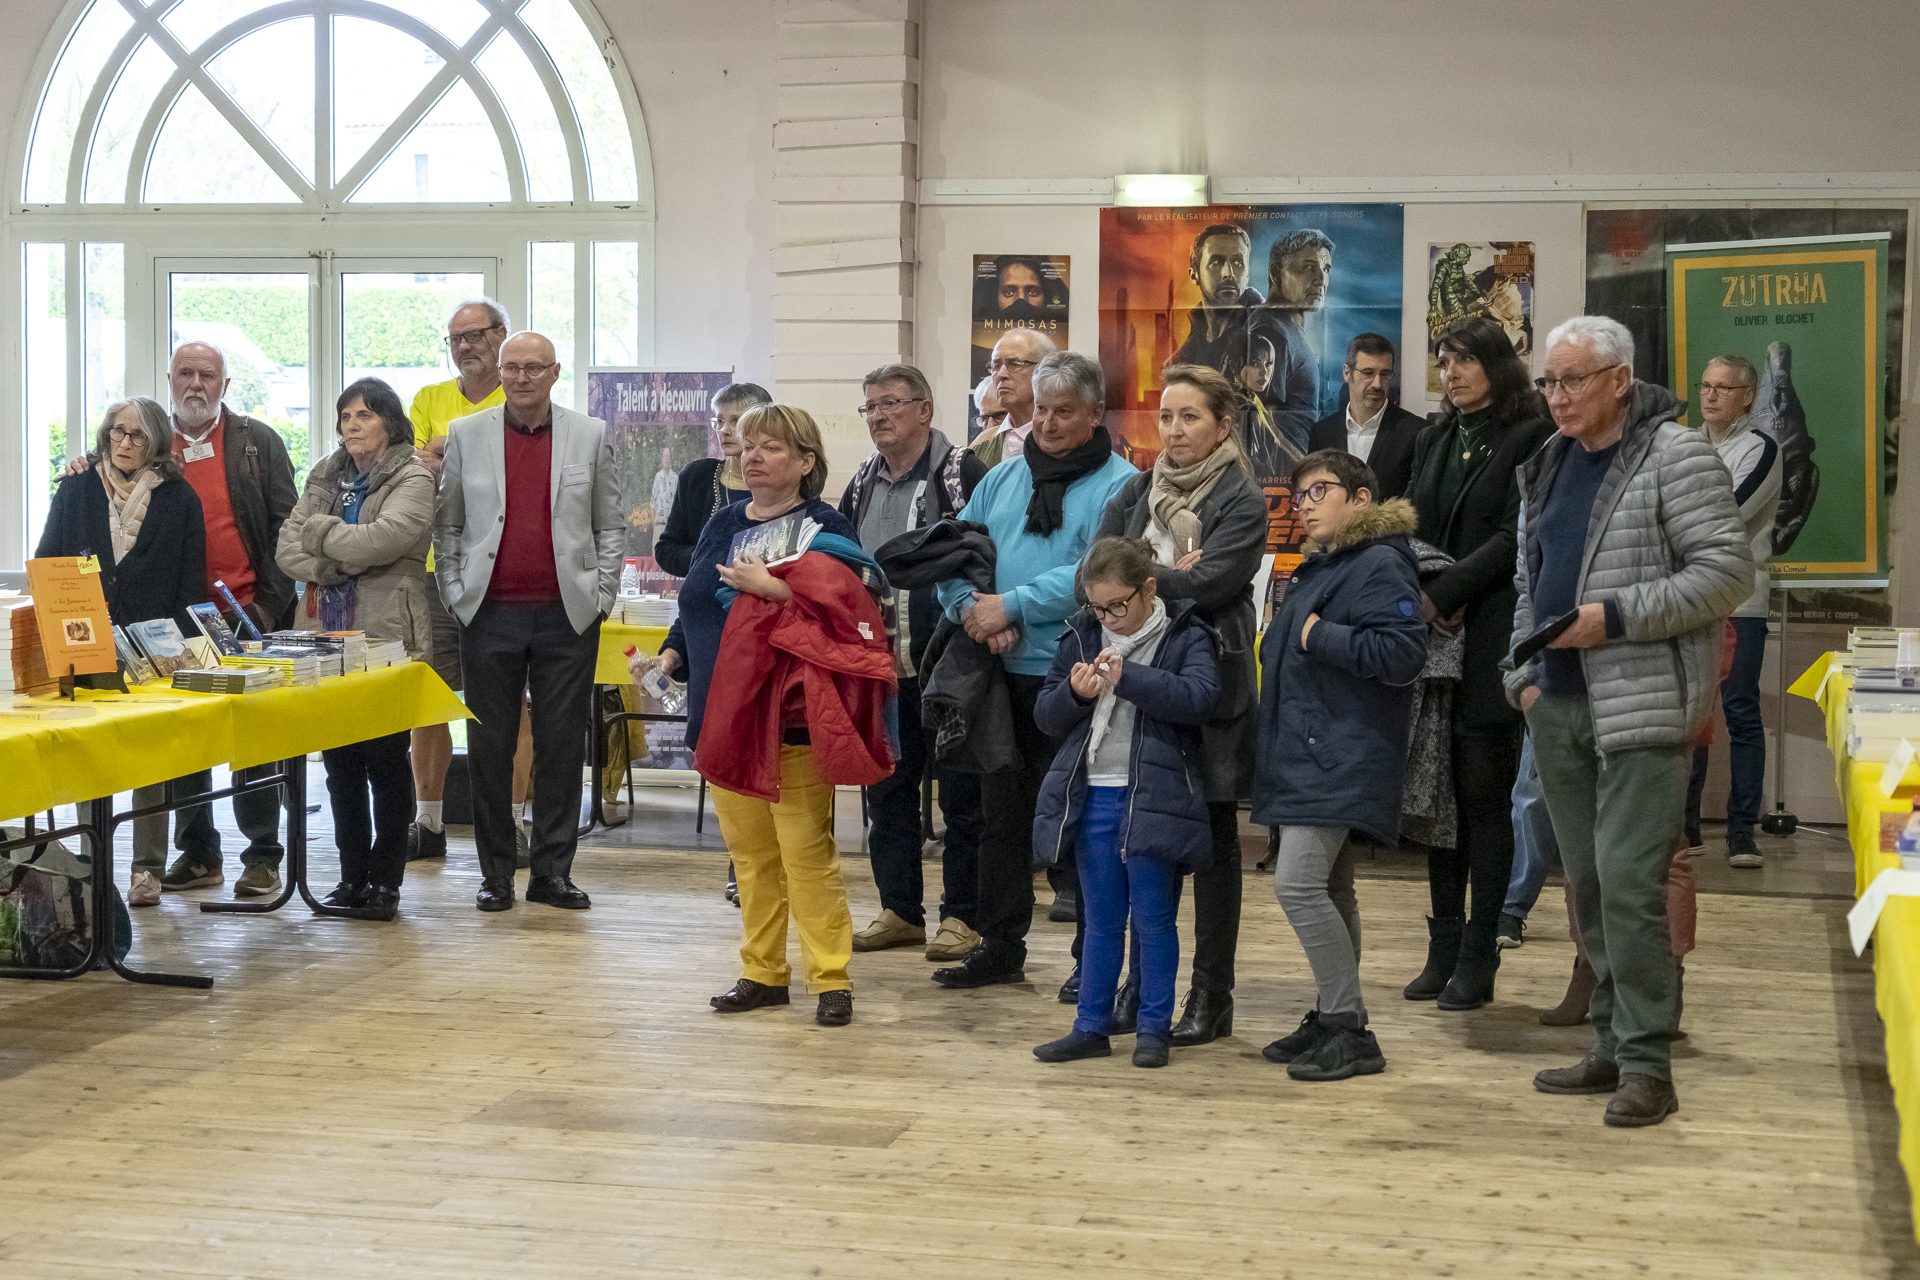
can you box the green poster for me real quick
[1667,235,1890,582]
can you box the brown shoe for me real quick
[816,990,853,1026]
[1540,953,1598,1026]
[710,979,790,1012]
[1604,1072,1678,1127]
[1533,1049,1621,1095]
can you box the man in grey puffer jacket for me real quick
[1504,316,1752,1129]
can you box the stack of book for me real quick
[2,598,55,697]
[222,650,320,687]
[173,666,282,695]
[249,639,345,678]
[365,639,409,669]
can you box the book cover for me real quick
[726,511,820,568]
[112,626,158,684]
[124,618,194,677]
[186,602,244,656]
[23,557,117,676]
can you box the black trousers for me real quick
[977,673,1056,968]
[461,601,600,883]
[1428,725,1523,943]
[867,676,981,928]
[1080,799,1244,990]
[322,729,413,890]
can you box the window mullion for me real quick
[64,242,82,464]
[315,8,333,205]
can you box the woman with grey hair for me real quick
[36,395,208,907]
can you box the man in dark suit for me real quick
[1306,333,1426,500]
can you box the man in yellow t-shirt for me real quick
[407,299,527,865]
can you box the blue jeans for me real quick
[1503,732,1561,920]
[1687,616,1769,835]
[1073,787,1181,1039]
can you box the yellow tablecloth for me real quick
[0,662,471,818]
[596,623,670,685]
[1800,655,1920,1237]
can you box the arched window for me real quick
[8,0,654,566]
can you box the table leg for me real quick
[202,756,384,921]
[92,795,214,989]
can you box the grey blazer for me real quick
[432,403,624,633]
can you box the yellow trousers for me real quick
[709,745,853,994]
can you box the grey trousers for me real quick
[1528,693,1687,1082]
[1272,824,1364,1022]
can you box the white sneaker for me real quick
[129,871,161,908]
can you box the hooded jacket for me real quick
[693,551,898,802]
[1503,381,1753,753]
[1030,598,1221,872]
[1251,497,1430,845]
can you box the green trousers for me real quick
[1527,692,1687,1082]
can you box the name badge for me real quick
[183,442,215,464]
[563,463,590,488]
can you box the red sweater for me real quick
[694,553,897,802]
[489,419,561,603]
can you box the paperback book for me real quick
[727,510,821,568]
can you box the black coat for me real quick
[1031,600,1221,871]
[1404,404,1555,731]
[654,457,732,579]
[36,470,207,632]
[1307,402,1428,502]
[879,520,1012,774]
[1250,498,1429,846]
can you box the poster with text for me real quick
[1668,237,1890,583]
[587,369,735,570]
[1100,203,1403,606]
[1427,241,1534,401]
[969,254,1070,440]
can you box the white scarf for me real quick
[101,465,159,563]
[1085,596,1170,759]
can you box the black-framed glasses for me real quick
[1285,480,1348,512]
[445,325,503,349]
[1086,588,1139,622]
[107,425,140,442]
[858,396,926,418]
[1696,381,1753,397]
[1536,364,1623,395]
[988,357,1038,373]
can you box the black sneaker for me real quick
[1048,887,1079,924]
[1034,1029,1111,1062]
[407,822,447,862]
[1261,1011,1326,1064]
[1496,912,1526,950]
[1057,962,1081,1004]
[932,950,1024,989]
[1728,826,1763,869]
[1286,1024,1386,1082]
[1683,826,1704,853]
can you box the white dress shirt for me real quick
[1344,401,1387,463]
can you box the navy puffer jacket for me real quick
[1251,497,1430,846]
[1031,599,1221,872]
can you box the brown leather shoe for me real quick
[1604,1072,1679,1127]
[710,979,790,1012]
[1540,954,1598,1025]
[1533,1049,1621,1095]
[816,990,853,1026]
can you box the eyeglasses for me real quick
[499,361,556,380]
[988,357,1039,373]
[1536,364,1623,395]
[1696,381,1753,397]
[1086,588,1139,622]
[445,325,502,349]
[858,396,926,418]
[107,426,142,442]
[1286,480,1348,512]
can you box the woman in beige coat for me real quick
[276,378,435,919]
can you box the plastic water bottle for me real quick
[626,645,686,713]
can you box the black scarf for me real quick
[1024,426,1113,535]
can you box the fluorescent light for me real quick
[1114,174,1208,207]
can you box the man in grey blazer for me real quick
[434,331,623,912]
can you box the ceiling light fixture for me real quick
[1113,174,1209,207]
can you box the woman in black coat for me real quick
[652,382,769,578]
[1400,316,1555,1010]
[36,395,206,908]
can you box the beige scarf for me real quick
[101,464,159,563]
[1147,436,1246,558]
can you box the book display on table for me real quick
[24,557,120,692]
[1,595,56,698]
[185,602,245,657]
[172,667,282,694]
[123,618,197,677]
[111,626,158,684]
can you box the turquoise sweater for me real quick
[937,451,1138,676]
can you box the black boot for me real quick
[1107,971,1141,1035]
[1403,916,1463,1001]
[1170,988,1234,1047]
[1438,917,1501,1011]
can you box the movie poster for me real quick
[1100,203,1404,605]
[1427,241,1534,401]
[969,254,1070,441]
[1588,207,1908,623]
[586,369,736,568]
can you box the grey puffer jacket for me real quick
[1503,381,1753,753]
[275,442,436,659]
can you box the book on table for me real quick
[23,557,117,677]
[185,602,245,656]
[172,667,281,694]
[123,618,196,677]
[112,626,158,684]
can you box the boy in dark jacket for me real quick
[1029,537,1219,1069]
[1252,450,1428,1081]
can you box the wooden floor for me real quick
[1,788,1914,1278]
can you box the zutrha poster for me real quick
[1099,203,1404,598]
[1669,236,1890,583]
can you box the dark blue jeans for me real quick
[1686,616,1769,835]
[1072,787,1180,1039]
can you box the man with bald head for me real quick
[973,327,1057,466]
[435,331,624,912]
